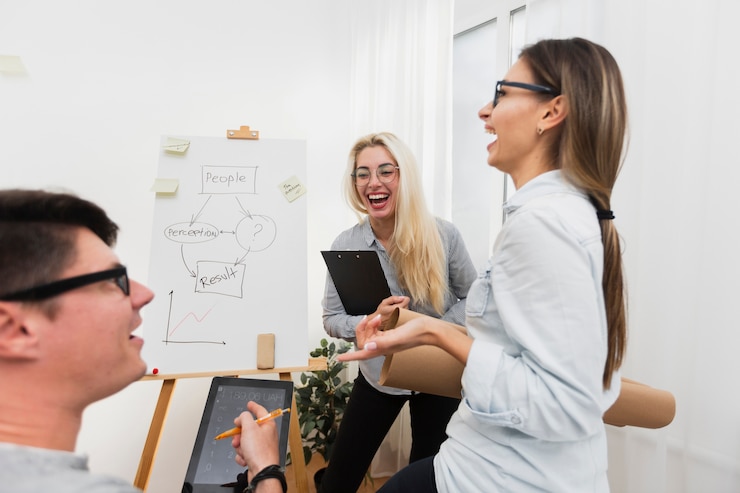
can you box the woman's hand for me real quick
[369,295,409,329]
[341,314,430,362]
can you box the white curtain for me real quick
[348,0,455,218]
[347,0,455,476]
[525,1,740,491]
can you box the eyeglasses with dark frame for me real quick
[493,80,560,108]
[352,163,400,187]
[0,266,130,302]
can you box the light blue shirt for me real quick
[435,170,621,492]
[0,442,141,492]
[322,218,477,395]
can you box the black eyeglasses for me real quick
[0,266,130,301]
[493,80,560,108]
[352,163,400,187]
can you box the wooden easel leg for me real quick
[135,379,177,491]
[280,372,309,493]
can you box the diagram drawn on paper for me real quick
[142,136,308,375]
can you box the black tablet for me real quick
[321,250,392,316]
[182,377,293,493]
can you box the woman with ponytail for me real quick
[341,38,629,493]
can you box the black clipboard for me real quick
[182,377,293,493]
[321,250,392,315]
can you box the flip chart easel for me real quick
[145,129,309,376]
[134,357,327,493]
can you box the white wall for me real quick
[0,2,352,492]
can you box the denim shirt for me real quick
[322,217,477,395]
[435,170,621,492]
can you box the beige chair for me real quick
[603,378,676,428]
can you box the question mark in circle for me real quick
[253,223,263,240]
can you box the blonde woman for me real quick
[320,132,477,493]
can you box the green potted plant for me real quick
[294,338,353,488]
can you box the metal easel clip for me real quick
[227,125,260,140]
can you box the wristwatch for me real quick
[243,464,287,493]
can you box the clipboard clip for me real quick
[226,125,260,140]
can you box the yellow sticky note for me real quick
[163,137,190,154]
[278,175,306,203]
[0,55,26,74]
[150,178,179,194]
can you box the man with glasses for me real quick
[0,189,284,493]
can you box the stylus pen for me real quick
[213,407,291,440]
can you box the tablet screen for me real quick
[183,377,293,492]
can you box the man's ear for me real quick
[539,95,568,132]
[0,302,41,360]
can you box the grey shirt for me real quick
[322,217,477,394]
[0,442,141,493]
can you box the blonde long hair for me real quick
[521,38,628,389]
[343,132,447,314]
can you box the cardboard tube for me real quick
[378,308,466,399]
[378,309,676,428]
[602,378,676,428]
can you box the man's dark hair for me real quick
[0,189,119,298]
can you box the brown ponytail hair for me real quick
[520,38,628,389]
